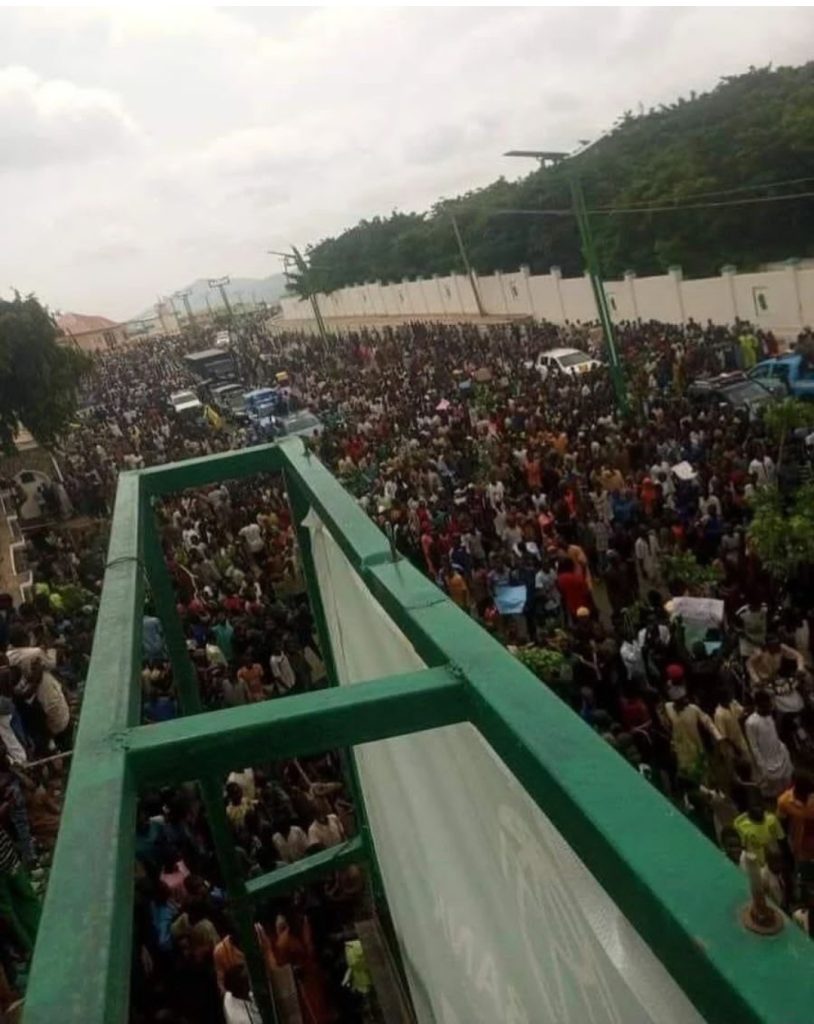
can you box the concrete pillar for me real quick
[520,265,534,318]
[721,265,738,324]
[623,270,639,321]
[669,266,686,325]
[433,274,446,315]
[400,278,414,317]
[785,258,804,331]
[494,270,510,315]
[550,266,566,323]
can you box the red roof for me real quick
[56,312,119,335]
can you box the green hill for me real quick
[300,64,814,295]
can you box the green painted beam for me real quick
[142,493,204,714]
[25,473,144,1024]
[284,468,389,900]
[277,440,397,575]
[126,666,466,787]
[246,836,365,902]
[362,559,814,1024]
[141,492,278,1023]
[139,441,284,497]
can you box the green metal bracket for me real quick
[23,438,814,1024]
[246,836,365,902]
[125,666,468,786]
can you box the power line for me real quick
[598,189,814,214]
[495,189,814,219]
[595,175,814,208]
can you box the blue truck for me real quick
[748,353,814,399]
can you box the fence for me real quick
[23,437,814,1024]
[278,260,814,338]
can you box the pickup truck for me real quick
[748,354,814,400]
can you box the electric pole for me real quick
[268,247,329,350]
[208,276,233,320]
[174,290,197,332]
[449,211,486,318]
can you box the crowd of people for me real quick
[1,311,814,1020]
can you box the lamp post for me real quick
[505,145,629,413]
[208,276,233,320]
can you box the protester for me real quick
[7,310,814,1020]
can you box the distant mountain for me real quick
[134,274,288,320]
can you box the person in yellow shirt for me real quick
[734,802,784,867]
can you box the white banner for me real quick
[306,511,705,1024]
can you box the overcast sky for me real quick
[1,6,812,320]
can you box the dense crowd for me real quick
[1,312,814,1020]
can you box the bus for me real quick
[183,347,236,382]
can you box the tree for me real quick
[747,483,814,583]
[298,63,814,292]
[763,396,814,475]
[0,294,90,452]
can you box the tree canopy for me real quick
[295,64,814,296]
[0,295,90,453]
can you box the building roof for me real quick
[56,312,119,336]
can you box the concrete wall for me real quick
[278,260,814,338]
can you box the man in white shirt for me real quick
[745,691,793,798]
[748,449,775,488]
[269,644,296,695]
[307,799,345,848]
[223,964,261,1024]
[239,521,264,556]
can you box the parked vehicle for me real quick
[279,410,322,438]
[168,390,203,416]
[533,347,601,377]
[183,348,236,382]
[244,387,289,421]
[686,373,775,417]
[210,382,246,419]
[748,354,814,399]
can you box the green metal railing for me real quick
[23,438,814,1024]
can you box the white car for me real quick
[169,390,202,415]
[534,347,601,378]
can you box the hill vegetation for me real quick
[296,64,814,295]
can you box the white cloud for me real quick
[0,65,139,171]
[0,7,813,319]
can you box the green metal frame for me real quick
[23,439,814,1024]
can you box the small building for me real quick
[56,312,128,353]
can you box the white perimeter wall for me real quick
[279,260,814,338]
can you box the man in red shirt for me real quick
[556,558,592,621]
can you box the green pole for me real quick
[141,495,278,1024]
[284,467,416,1002]
[569,175,629,414]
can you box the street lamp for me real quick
[505,143,629,413]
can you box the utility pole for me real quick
[505,144,629,414]
[208,276,233,320]
[174,290,196,332]
[449,211,486,318]
[268,247,329,350]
